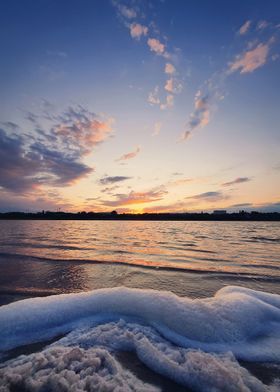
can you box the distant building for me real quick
[213,210,227,215]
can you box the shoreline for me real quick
[1,286,280,391]
[1,212,280,222]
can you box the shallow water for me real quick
[0,220,280,391]
[0,220,279,298]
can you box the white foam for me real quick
[51,320,280,391]
[0,345,160,392]
[0,286,280,391]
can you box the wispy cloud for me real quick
[147,38,165,56]
[113,1,181,112]
[186,191,229,202]
[148,86,160,105]
[257,20,269,30]
[167,177,193,187]
[181,22,279,142]
[130,23,148,40]
[238,20,251,35]
[99,176,132,185]
[54,106,114,155]
[181,90,212,140]
[165,63,175,75]
[160,94,174,110]
[0,105,114,193]
[100,185,120,195]
[116,146,140,161]
[114,3,137,19]
[230,202,253,208]
[143,201,187,213]
[164,78,183,94]
[229,42,270,74]
[148,87,175,110]
[222,177,251,186]
[102,186,167,207]
[172,172,183,176]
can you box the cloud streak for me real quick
[102,187,167,207]
[229,42,270,74]
[116,146,140,161]
[181,91,212,140]
[238,20,251,35]
[186,191,229,202]
[222,177,251,186]
[99,176,132,185]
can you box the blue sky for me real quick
[0,0,280,212]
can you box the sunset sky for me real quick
[1,0,280,213]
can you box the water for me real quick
[0,220,280,391]
[0,220,279,299]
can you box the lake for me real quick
[0,220,279,299]
[0,220,280,391]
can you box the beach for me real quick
[0,220,280,391]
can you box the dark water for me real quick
[0,220,279,299]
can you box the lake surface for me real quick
[0,220,279,299]
[1,220,280,391]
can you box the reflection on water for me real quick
[0,220,279,297]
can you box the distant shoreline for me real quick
[1,211,280,221]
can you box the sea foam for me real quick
[0,286,280,391]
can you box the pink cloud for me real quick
[55,117,114,155]
[148,86,160,105]
[103,187,167,207]
[160,94,174,110]
[238,20,251,35]
[116,146,140,161]
[147,38,165,55]
[229,42,270,74]
[164,78,182,94]
[117,4,136,19]
[165,63,175,74]
[130,23,148,40]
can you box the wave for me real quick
[243,236,280,244]
[1,252,279,282]
[0,286,280,391]
[251,236,280,243]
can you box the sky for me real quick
[0,0,280,213]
